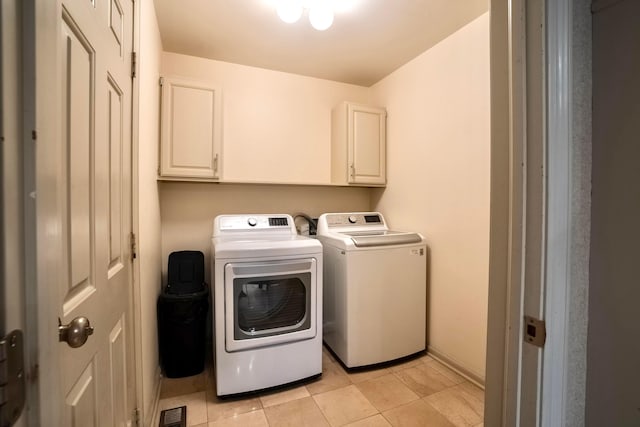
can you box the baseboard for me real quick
[146,367,163,427]
[427,346,485,389]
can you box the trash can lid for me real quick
[166,281,206,295]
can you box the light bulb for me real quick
[309,4,334,30]
[276,0,303,23]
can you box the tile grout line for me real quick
[305,386,339,427]
[161,351,483,426]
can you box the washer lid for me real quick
[317,212,425,249]
[344,231,423,247]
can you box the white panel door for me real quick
[36,0,135,425]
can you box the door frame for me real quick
[541,0,572,423]
[31,0,63,424]
[486,0,586,425]
[130,0,145,424]
[485,0,533,423]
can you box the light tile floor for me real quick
[157,346,484,427]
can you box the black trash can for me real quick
[157,251,209,378]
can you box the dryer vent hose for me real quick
[294,213,318,236]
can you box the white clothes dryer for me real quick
[211,214,323,396]
[316,212,427,368]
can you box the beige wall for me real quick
[370,13,490,380]
[159,182,370,285]
[161,52,371,184]
[136,0,163,424]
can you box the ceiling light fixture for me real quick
[275,0,335,31]
[276,0,304,23]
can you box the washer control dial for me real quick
[247,217,258,227]
[348,215,358,224]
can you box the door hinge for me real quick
[524,315,546,348]
[131,52,137,79]
[0,330,26,427]
[133,407,140,427]
[130,232,137,261]
[159,76,164,86]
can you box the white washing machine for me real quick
[316,212,427,368]
[212,214,323,396]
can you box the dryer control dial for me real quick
[348,215,358,224]
[247,218,258,227]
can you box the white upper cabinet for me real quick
[331,102,386,186]
[160,76,222,180]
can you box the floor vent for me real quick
[159,405,186,427]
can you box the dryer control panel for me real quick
[214,214,295,235]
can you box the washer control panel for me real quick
[323,213,385,228]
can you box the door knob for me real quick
[58,316,94,348]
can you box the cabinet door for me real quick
[348,104,386,185]
[160,76,222,179]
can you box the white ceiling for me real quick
[153,0,488,87]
